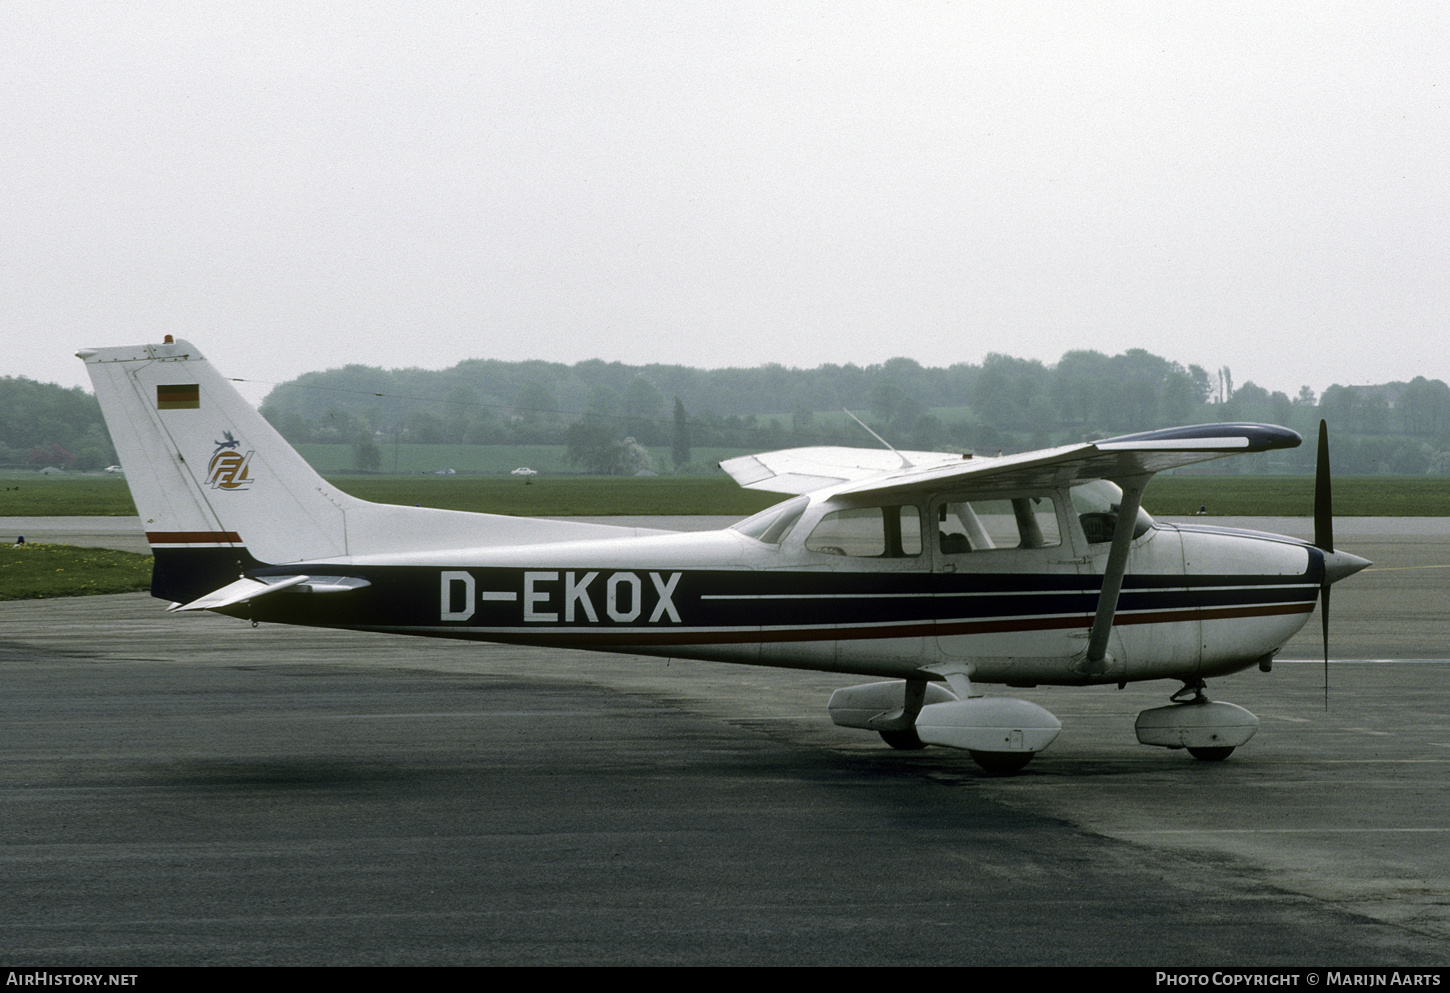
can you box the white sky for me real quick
[4,1,1446,407]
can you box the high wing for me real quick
[721,424,1302,499]
[719,447,966,494]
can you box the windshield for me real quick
[732,496,809,544]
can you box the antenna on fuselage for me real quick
[843,409,913,469]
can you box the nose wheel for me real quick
[1136,681,1259,761]
[1186,746,1235,761]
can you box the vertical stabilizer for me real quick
[79,338,668,605]
[79,338,357,600]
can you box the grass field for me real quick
[0,543,152,600]
[1144,475,1450,517]
[0,475,139,516]
[2,469,1447,518]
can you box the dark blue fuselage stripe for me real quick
[374,599,1315,649]
[216,560,1320,640]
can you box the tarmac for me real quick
[1,516,1447,966]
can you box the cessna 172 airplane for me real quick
[80,337,1369,773]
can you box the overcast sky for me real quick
[5,2,1446,407]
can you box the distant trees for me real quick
[564,422,621,475]
[233,349,1450,476]
[28,442,76,468]
[623,375,665,443]
[672,397,691,468]
[12,350,1450,479]
[564,423,654,475]
[352,439,382,472]
[1399,377,1450,437]
[0,377,116,470]
[10,352,1450,478]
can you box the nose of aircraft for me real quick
[1322,548,1371,586]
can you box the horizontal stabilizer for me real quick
[171,575,309,612]
[170,574,371,612]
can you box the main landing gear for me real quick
[827,671,1062,774]
[1134,679,1260,761]
[878,727,926,751]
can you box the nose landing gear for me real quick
[1135,679,1260,761]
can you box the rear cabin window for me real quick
[936,496,1061,554]
[805,505,923,558]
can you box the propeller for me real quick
[1311,420,1371,709]
[1314,420,1333,710]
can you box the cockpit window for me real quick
[805,505,923,558]
[935,496,1061,553]
[1070,480,1155,544]
[732,496,809,545]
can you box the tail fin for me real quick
[80,338,662,604]
[80,339,357,601]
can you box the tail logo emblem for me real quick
[207,436,255,491]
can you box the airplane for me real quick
[79,337,1370,773]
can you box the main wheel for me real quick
[880,728,926,750]
[1188,746,1234,761]
[968,750,1033,774]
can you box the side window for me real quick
[805,505,923,558]
[936,496,1061,553]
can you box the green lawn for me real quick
[1145,474,1450,517]
[0,543,152,600]
[3,467,1448,518]
[0,475,139,516]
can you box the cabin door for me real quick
[930,492,1095,674]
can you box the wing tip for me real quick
[1097,423,1302,453]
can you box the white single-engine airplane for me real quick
[81,338,1370,772]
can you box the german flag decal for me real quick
[157,384,200,409]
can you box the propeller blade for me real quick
[1314,419,1332,709]
[1315,419,1333,554]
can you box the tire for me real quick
[1188,746,1234,761]
[968,750,1033,774]
[879,728,926,750]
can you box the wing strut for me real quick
[1083,474,1151,674]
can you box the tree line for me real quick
[0,376,117,470]
[254,349,1450,476]
[5,353,1450,476]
